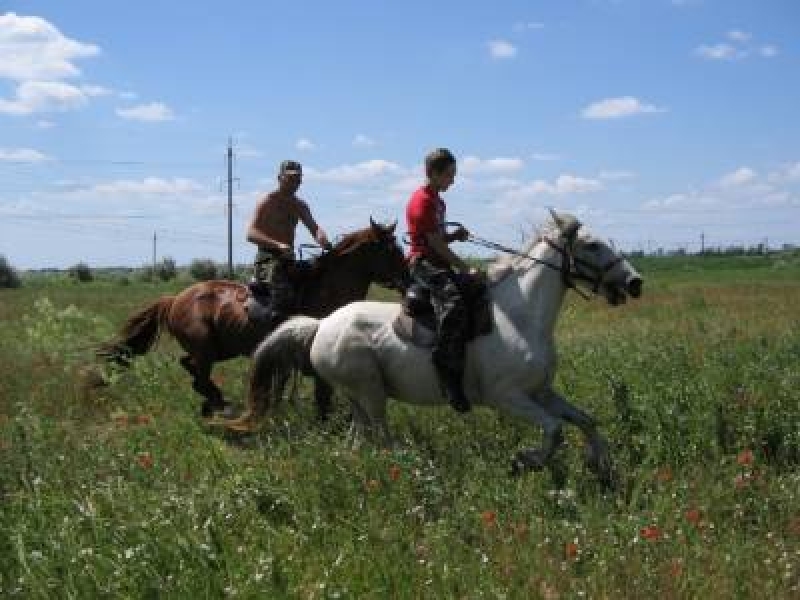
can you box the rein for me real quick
[464,229,621,300]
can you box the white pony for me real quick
[227,212,643,481]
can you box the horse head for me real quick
[549,209,643,305]
[320,218,407,290]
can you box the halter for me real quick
[464,227,623,300]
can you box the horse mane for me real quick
[488,212,586,283]
[304,223,393,278]
[328,225,383,257]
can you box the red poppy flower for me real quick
[669,558,683,578]
[481,510,497,528]
[655,467,673,483]
[640,525,662,541]
[684,508,702,526]
[565,542,579,560]
[388,465,401,482]
[136,452,154,469]
[737,448,754,466]
[135,414,152,425]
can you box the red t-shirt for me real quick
[406,184,446,263]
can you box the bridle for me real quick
[464,226,623,300]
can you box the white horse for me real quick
[227,212,643,481]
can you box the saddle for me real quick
[392,274,493,348]
[244,259,314,323]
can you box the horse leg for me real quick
[495,391,565,475]
[337,354,391,448]
[180,355,231,418]
[347,399,370,450]
[539,389,614,487]
[313,376,333,422]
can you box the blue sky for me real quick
[1,0,798,268]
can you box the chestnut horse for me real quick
[98,220,407,417]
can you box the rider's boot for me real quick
[433,352,470,413]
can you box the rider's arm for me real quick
[425,232,471,273]
[246,199,291,253]
[296,200,331,248]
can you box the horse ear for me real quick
[548,207,563,228]
[386,219,397,234]
[370,216,378,230]
[562,216,582,240]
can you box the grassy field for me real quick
[1,253,799,598]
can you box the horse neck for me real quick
[493,239,568,339]
[306,247,374,313]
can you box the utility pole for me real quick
[152,231,157,274]
[700,232,705,255]
[227,137,234,279]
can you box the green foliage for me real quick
[189,258,218,281]
[156,256,177,281]
[0,254,21,288]
[1,256,799,598]
[67,262,93,282]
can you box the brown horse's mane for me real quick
[326,225,386,257]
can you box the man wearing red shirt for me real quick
[405,148,482,412]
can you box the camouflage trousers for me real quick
[409,257,468,375]
[253,248,295,314]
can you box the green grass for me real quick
[1,257,799,598]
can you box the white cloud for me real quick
[295,138,316,151]
[306,159,405,184]
[759,45,778,58]
[718,167,757,188]
[90,177,203,196]
[36,119,55,129]
[488,40,517,59]
[695,32,778,61]
[81,84,112,97]
[352,134,375,148]
[530,152,561,162]
[507,174,603,199]
[0,13,100,81]
[727,30,752,43]
[552,174,604,194]
[581,96,664,119]
[512,22,544,33]
[0,80,92,115]
[695,43,742,60]
[461,156,524,175]
[235,143,262,159]
[116,102,174,122]
[599,170,635,180]
[0,147,50,162]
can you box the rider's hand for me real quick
[468,266,486,282]
[452,225,470,242]
[316,230,331,250]
[279,244,294,259]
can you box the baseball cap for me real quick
[279,160,303,176]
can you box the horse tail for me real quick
[226,316,320,431]
[97,296,175,366]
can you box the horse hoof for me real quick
[511,449,548,475]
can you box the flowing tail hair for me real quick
[96,296,175,366]
[224,316,320,431]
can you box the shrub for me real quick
[0,255,21,288]
[156,257,177,281]
[189,258,218,281]
[67,262,93,282]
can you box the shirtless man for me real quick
[246,160,330,324]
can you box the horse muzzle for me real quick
[626,275,643,299]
